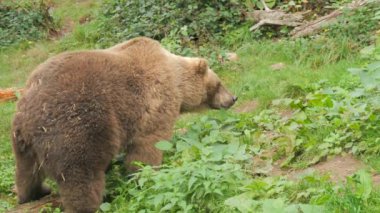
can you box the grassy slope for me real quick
[0,0,377,212]
[221,41,361,107]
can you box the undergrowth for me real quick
[93,0,245,47]
[0,0,56,48]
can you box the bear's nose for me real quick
[232,96,238,102]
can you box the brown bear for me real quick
[12,37,237,213]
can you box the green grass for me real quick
[52,0,100,24]
[218,39,363,109]
[0,0,101,88]
[0,42,54,88]
[0,102,17,211]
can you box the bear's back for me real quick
[16,42,179,150]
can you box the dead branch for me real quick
[7,194,62,213]
[247,10,309,31]
[290,0,372,38]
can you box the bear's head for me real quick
[179,57,237,112]
[205,66,238,109]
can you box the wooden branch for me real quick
[290,0,371,38]
[247,10,308,31]
[250,19,303,31]
[7,194,62,213]
[261,0,272,11]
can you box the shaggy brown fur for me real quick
[12,37,236,213]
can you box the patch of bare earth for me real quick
[7,194,62,213]
[235,100,259,113]
[279,109,293,119]
[50,18,75,38]
[271,155,380,184]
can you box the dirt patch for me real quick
[79,14,93,24]
[310,155,364,182]
[49,18,75,39]
[279,109,293,119]
[271,155,379,184]
[372,174,380,185]
[60,19,75,37]
[8,194,62,213]
[235,100,259,113]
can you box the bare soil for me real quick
[235,100,259,113]
[271,155,380,184]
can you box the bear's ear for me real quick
[196,58,208,75]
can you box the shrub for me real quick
[323,1,380,46]
[0,0,56,47]
[95,0,245,47]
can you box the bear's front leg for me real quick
[125,130,171,173]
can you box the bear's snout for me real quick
[222,94,237,109]
[210,86,237,109]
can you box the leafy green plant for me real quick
[93,0,245,47]
[225,170,380,213]
[323,1,380,46]
[265,60,380,168]
[0,0,57,47]
[106,161,250,212]
[245,0,277,10]
[0,102,16,212]
[279,0,347,14]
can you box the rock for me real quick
[270,62,286,71]
[226,52,239,61]
[218,52,239,64]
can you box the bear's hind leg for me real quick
[14,150,50,203]
[58,170,105,213]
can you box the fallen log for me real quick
[290,0,371,38]
[7,194,62,213]
[247,10,308,31]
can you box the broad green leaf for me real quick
[262,199,285,213]
[299,204,325,213]
[155,140,173,151]
[356,170,373,201]
[176,140,191,152]
[347,68,364,75]
[225,192,259,212]
[360,45,375,57]
[227,140,240,154]
[188,176,197,191]
[209,144,225,161]
[294,111,307,122]
[284,204,299,213]
[350,89,365,98]
[99,202,111,212]
[367,61,380,72]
